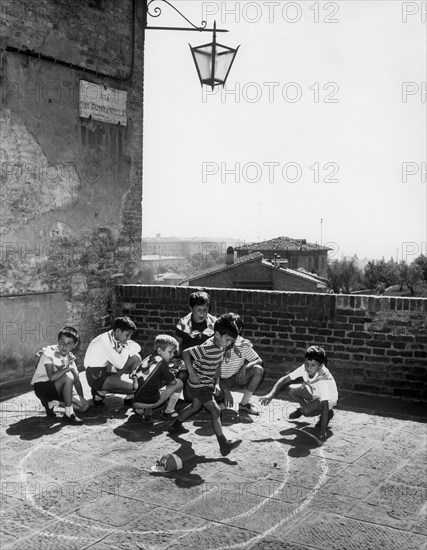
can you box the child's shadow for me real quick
[6,416,64,440]
[113,412,166,442]
[253,422,332,458]
[150,436,237,488]
[191,409,242,437]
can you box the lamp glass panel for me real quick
[192,45,213,81]
[214,46,236,81]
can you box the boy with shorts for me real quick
[31,326,89,424]
[260,346,338,442]
[217,313,264,416]
[84,316,142,406]
[168,313,242,457]
[132,335,183,423]
[165,290,217,415]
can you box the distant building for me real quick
[140,255,186,271]
[154,272,186,285]
[180,250,328,292]
[142,236,240,258]
[235,236,331,279]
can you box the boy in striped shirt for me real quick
[168,313,242,456]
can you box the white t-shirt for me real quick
[31,345,76,385]
[84,330,141,371]
[220,336,261,379]
[289,364,338,406]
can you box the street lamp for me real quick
[145,1,239,89]
[190,21,240,90]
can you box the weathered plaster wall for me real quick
[0,0,145,381]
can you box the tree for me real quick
[327,257,364,293]
[413,254,427,283]
[363,258,399,290]
[398,261,423,296]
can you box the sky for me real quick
[142,0,426,263]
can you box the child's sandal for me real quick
[91,389,106,406]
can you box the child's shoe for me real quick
[62,413,84,425]
[123,397,133,409]
[168,420,189,435]
[220,439,242,456]
[91,389,106,406]
[239,402,260,416]
[315,409,334,430]
[162,411,178,419]
[289,408,302,420]
[41,401,56,417]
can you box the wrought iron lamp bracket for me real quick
[145,0,228,32]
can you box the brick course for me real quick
[114,285,427,400]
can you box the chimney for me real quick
[226,246,235,265]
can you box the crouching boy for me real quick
[260,346,338,442]
[31,326,89,424]
[132,335,183,423]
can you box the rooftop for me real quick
[236,236,332,252]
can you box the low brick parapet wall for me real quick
[114,285,427,400]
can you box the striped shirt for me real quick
[220,336,260,379]
[188,337,225,389]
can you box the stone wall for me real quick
[114,285,427,400]
[0,0,145,381]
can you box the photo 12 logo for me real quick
[202,2,340,24]
[401,162,426,183]
[202,161,340,184]
[401,82,426,103]
[401,2,426,22]
[202,81,340,104]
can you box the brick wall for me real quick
[0,0,145,381]
[115,285,427,400]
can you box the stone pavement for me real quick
[1,376,426,550]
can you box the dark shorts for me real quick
[133,388,160,405]
[85,367,111,391]
[33,381,62,403]
[189,385,215,404]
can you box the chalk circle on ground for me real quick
[291,426,322,446]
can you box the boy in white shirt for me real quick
[32,326,89,423]
[84,316,142,406]
[260,346,338,442]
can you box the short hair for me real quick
[305,345,327,366]
[113,316,137,333]
[58,326,79,344]
[214,313,239,339]
[189,291,211,308]
[154,334,179,351]
[229,312,244,334]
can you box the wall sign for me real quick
[79,80,127,126]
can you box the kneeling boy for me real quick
[132,335,183,422]
[261,346,338,442]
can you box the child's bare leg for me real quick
[178,397,202,423]
[204,398,242,455]
[287,386,312,406]
[72,394,90,413]
[203,399,224,438]
[168,397,202,434]
[55,373,74,408]
[133,380,184,415]
[164,380,184,414]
